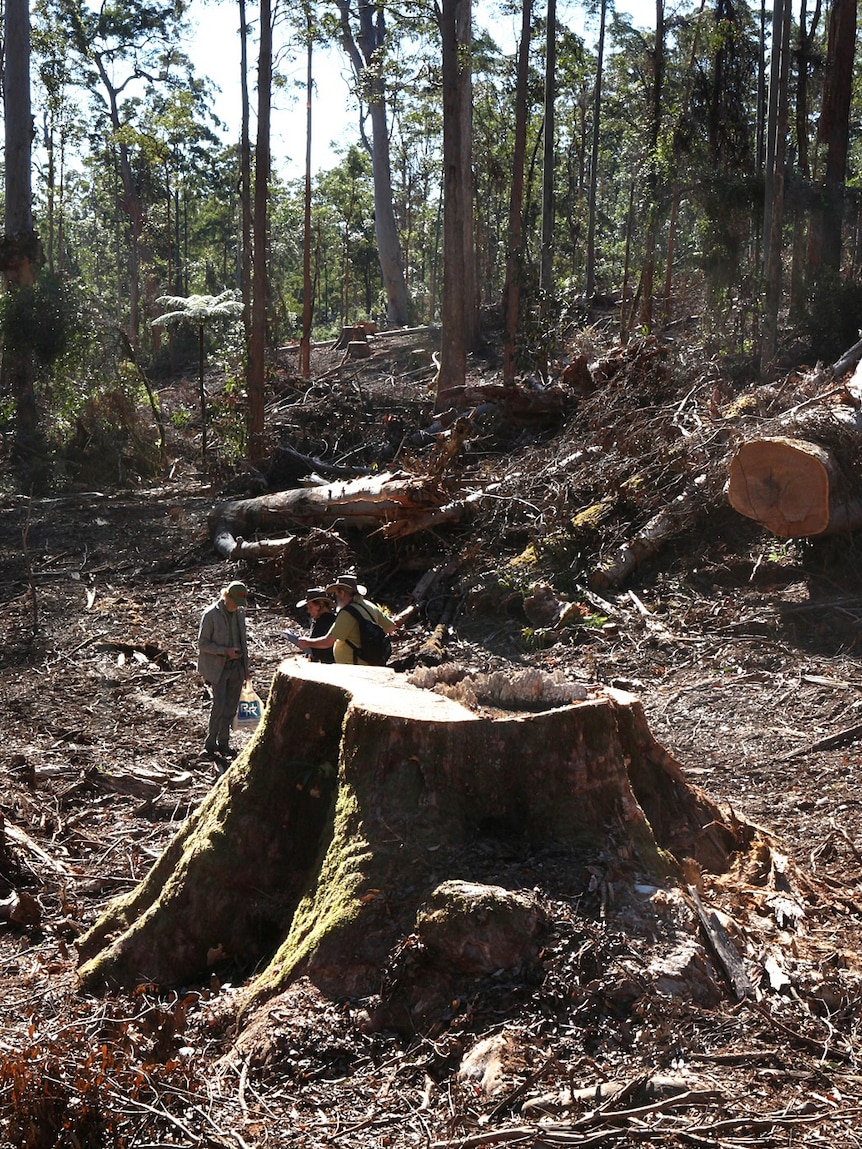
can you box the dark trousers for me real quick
[205,660,244,751]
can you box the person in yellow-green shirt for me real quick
[298,574,395,665]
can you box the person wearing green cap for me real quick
[196,581,250,760]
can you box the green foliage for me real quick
[152,291,243,329]
[210,323,249,463]
[799,271,862,363]
[0,269,74,364]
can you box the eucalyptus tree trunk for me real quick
[788,0,820,311]
[94,60,144,351]
[1,0,45,489]
[300,9,314,379]
[239,0,252,346]
[761,0,787,273]
[637,0,665,328]
[806,0,857,275]
[335,0,409,326]
[436,0,470,405]
[502,0,532,387]
[661,0,705,322]
[540,0,556,308]
[584,0,606,300]
[248,0,272,463]
[458,0,478,350]
[760,0,792,373]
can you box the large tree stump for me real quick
[76,660,749,1011]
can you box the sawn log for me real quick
[727,377,862,537]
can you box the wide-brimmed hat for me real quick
[295,587,332,608]
[325,574,367,597]
[225,581,249,605]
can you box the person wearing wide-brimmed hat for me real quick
[298,574,394,665]
[294,587,336,664]
[197,581,250,760]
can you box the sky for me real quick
[189,0,658,181]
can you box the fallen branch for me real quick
[777,720,862,761]
[430,1084,724,1148]
[380,485,501,539]
[590,484,705,590]
[4,820,75,875]
[687,885,755,1000]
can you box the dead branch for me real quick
[590,485,706,590]
[687,885,755,1000]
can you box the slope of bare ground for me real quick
[2,326,862,1147]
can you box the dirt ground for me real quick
[3,329,862,1147]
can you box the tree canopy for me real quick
[2,0,861,480]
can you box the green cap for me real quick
[226,581,248,605]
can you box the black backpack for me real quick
[343,603,392,666]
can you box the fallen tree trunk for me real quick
[208,471,446,540]
[76,659,751,1016]
[727,382,862,537]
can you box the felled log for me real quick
[208,471,446,540]
[76,660,751,1006]
[727,381,862,537]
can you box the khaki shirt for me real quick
[197,598,248,683]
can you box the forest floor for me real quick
[3,318,862,1147]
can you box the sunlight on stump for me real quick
[76,659,748,1002]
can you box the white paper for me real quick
[283,629,302,646]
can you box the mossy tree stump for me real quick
[76,660,748,1010]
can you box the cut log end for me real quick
[728,438,832,537]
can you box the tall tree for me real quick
[502,0,532,387]
[335,0,410,326]
[637,0,665,326]
[540,0,557,306]
[239,0,253,346]
[584,0,607,299]
[300,4,315,379]
[248,0,272,463]
[760,0,792,371]
[32,0,86,275]
[60,0,187,351]
[2,0,45,488]
[806,0,857,275]
[458,0,478,349]
[436,0,471,404]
